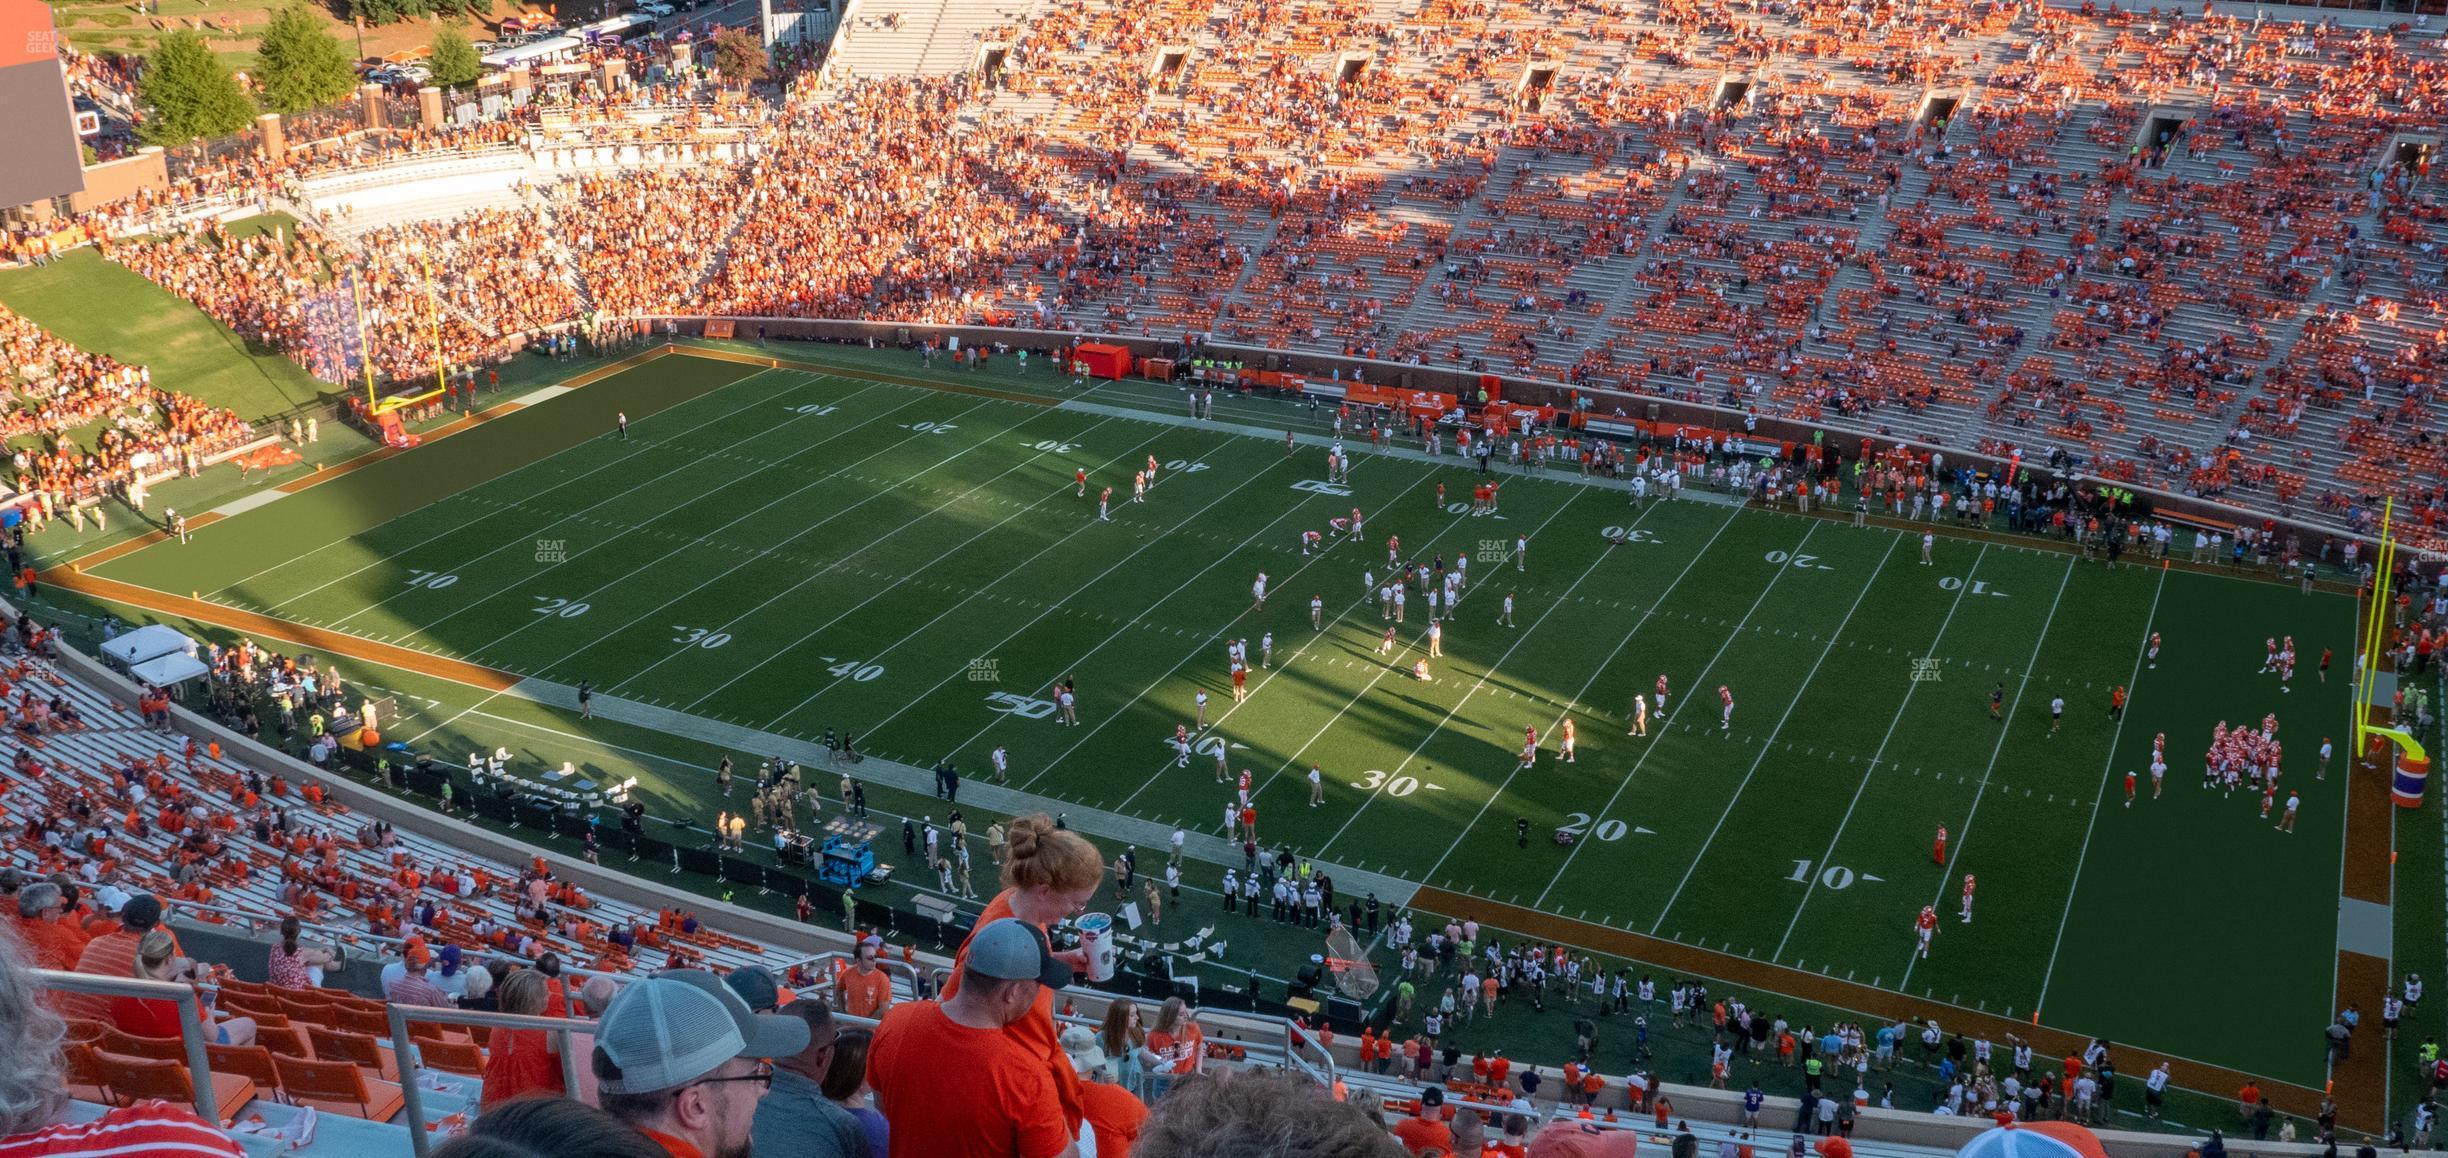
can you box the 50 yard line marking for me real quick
[1771,542,1990,959]
[1175,482,1596,837]
[1644,532,1905,929]
[902,452,1398,764]
[1531,520,1839,911]
[1898,556,2077,989]
[1097,474,1528,815]
[2032,564,2166,1011]
[1410,500,1743,884]
[213,368,819,607]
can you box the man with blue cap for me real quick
[596,969,810,1158]
[867,918,1080,1158]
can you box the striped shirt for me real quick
[0,1103,241,1158]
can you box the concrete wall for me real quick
[66,148,170,215]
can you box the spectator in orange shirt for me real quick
[869,918,1079,1158]
[1389,1086,1454,1156]
[12,884,86,971]
[838,936,894,1021]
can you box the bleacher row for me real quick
[55,0,2448,545]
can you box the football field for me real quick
[83,351,2362,1094]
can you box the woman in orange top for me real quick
[943,812,1103,1137]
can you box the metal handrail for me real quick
[387,1004,595,1158]
[33,969,224,1125]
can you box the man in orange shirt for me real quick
[838,935,894,1020]
[596,969,809,1158]
[12,882,86,974]
[870,919,1080,1158]
[1390,1087,1454,1156]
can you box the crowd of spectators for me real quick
[0,303,256,519]
[32,0,2448,545]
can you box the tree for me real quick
[255,6,358,113]
[427,25,481,88]
[139,31,255,145]
[710,26,766,86]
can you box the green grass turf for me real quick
[0,241,333,420]
[87,352,2361,1095]
[27,581,2264,1133]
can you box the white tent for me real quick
[128,652,209,688]
[100,624,195,669]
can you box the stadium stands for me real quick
[25,0,2448,551]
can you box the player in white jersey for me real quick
[2148,753,2166,798]
[1213,739,1229,782]
[1194,690,1209,729]
[1311,595,1325,631]
[1516,534,1529,572]
[1252,572,1269,612]
[1454,554,1468,592]
[1499,591,1516,628]
[991,745,1009,784]
[2146,632,2161,669]
[1719,685,1736,731]
[1261,632,1274,669]
[1426,588,1441,622]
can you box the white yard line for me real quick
[1643,533,1905,929]
[1530,520,1835,910]
[217,368,813,606]
[860,451,1357,750]
[1101,477,1517,812]
[1412,501,1745,887]
[403,392,999,646]
[396,396,1036,745]
[619,411,1139,708]
[1099,480,1511,815]
[706,422,1185,720]
[1770,543,1991,960]
[1306,487,1608,862]
[2031,564,2166,1011]
[1897,557,2078,991]
[474,399,1101,675]
[1091,474,1566,807]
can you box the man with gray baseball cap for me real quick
[595,969,811,1158]
[868,918,1080,1158]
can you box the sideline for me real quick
[1408,886,2371,1132]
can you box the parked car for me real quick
[636,3,675,16]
